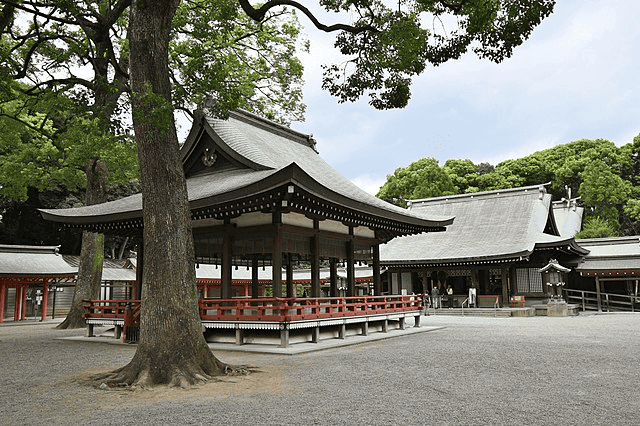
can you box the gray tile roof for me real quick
[40,110,452,234]
[552,199,584,238]
[575,236,640,272]
[380,185,587,266]
[0,245,77,277]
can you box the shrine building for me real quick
[39,110,453,345]
[380,185,589,308]
[0,245,76,322]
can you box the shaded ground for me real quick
[1,314,639,425]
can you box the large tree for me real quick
[9,0,556,386]
[107,0,556,387]
[377,157,456,207]
[1,0,306,329]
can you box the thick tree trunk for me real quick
[99,0,226,387]
[58,158,108,329]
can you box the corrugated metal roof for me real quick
[0,245,76,277]
[380,185,587,266]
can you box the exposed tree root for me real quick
[91,348,257,390]
[56,309,86,329]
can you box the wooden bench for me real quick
[510,295,526,307]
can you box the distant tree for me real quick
[443,159,480,193]
[377,158,456,207]
[579,159,632,232]
[576,216,618,239]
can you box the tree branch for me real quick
[237,0,378,34]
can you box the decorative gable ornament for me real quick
[202,147,217,167]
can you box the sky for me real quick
[288,0,640,195]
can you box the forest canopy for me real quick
[376,135,640,238]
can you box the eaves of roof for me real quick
[40,163,453,235]
[0,245,77,277]
[380,184,585,267]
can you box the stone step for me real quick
[425,307,533,317]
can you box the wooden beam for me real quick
[221,226,232,299]
[41,278,49,321]
[329,258,338,297]
[501,267,509,308]
[251,255,260,298]
[595,276,602,313]
[311,220,321,297]
[0,282,5,323]
[346,239,355,297]
[272,220,283,297]
[373,245,381,296]
[286,253,294,297]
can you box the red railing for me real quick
[84,295,423,324]
[199,295,423,322]
[83,299,140,319]
[84,300,141,342]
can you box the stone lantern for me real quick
[539,259,571,316]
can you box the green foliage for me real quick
[376,157,456,207]
[443,159,480,193]
[576,216,618,239]
[171,1,307,124]
[378,134,640,236]
[0,0,308,201]
[317,0,555,109]
[0,82,138,201]
[579,159,631,226]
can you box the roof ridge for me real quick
[408,183,550,207]
[228,109,318,152]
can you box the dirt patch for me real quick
[69,365,293,406]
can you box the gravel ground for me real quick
[1,313,639,425]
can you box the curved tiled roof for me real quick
[0,245,76,277]
[380,185,587,266]
[203,111,448,224]
[40,110,452,235]
[575,236,640,272]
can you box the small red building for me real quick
[0,245,76,322]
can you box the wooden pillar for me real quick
[14,285,21,321]
[501,267,509,308]
[372,245,381,296]
[311,232,320,298]
[396,269,403,295]
[272,224,283,298]
[251,255,260,298]
[346,239,355,297]
[41,278,49,321]
[0,282,6,323]
[21,285,27,320]
[595,276,602,312]
[285,253,294,297]
[329,258,338,297]
[221,226,232,299]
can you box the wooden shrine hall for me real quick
[40,110,453,345]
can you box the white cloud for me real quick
[350,173,387,196]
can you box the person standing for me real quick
[447,285,454,309]
[469,285,477,307]
[431,285,440,309]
